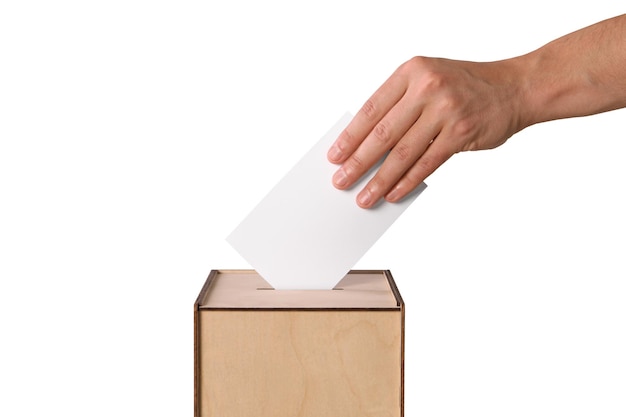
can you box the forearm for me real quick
[514,14,626,128]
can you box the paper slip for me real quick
[227,113,427,289]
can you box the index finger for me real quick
[327,72,408,165]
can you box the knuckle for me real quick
[437,93,462,112]
[373,121,392,145]
[421,70,446,93]
[360,99,378,120]
[339,127,356,147]
[415,146,454,178]
[346,153,366,173]
[416,153,437,174]
[392,142,412,162]
[452,117,474,139]
[402,56,428,73]
[400,57,446,93]
[401,56,455,98]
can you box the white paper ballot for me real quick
[227,113,427,289]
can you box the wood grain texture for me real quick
[198,310,402,417]
[199,270,399,309]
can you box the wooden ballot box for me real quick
[194,269,405,417]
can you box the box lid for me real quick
[196,270,402,310]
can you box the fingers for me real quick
[331,98,458,208]
[332,100,422,193]
[383,131,455,205]
[327,71,408,166]
[354,112,442,207]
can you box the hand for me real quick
[327,56,525,208]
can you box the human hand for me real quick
[327,56,526,208]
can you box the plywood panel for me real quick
[198,310,402,417]
[199,270,399,309]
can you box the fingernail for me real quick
[328,145,342,162]
[385,187,400,202]
[357,189,372,207]
[333,169,348,187]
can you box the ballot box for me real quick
[194,269,405,417]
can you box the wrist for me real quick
[504,53,543,131]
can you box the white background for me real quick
[1,1,625,416]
